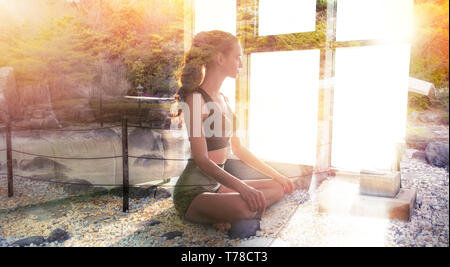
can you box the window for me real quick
[194,0,237,35]
[249,50,320,164]
[336,0,413,41]
[332,44,411,171]
[258,0,317,36]
[190,0,414,172]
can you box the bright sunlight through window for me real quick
[249,50,320,165]
[332,44,411,172]
[258,0,316,36]
[336,0,414,41]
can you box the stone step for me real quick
[351,188,416,222]
[359,170,401,198]
[318,179,416,221]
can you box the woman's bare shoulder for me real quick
[183,91,208,120]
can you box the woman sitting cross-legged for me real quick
[173,30,295,231]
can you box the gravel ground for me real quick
[0,176,309,247]
[0,124,448,247]
[272,148,449,247]
[0,175,82,211]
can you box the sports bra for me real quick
[192,87,238,151]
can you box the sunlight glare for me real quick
[249,50,319,165]
[336,0,414,42]
[194,0,236,35]
[332,44,411,172]
[258,0,316,36]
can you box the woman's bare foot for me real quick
[213,222,231,231]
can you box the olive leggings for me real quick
[173,160,225,218]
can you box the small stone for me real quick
[138,219,161,228]
[11,236,46,247]
[46,228,71,243]
[161,231,183,240]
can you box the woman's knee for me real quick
[235,205,258,221]
[269,180,285,198]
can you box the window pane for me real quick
[194,0,236,35]
[336,0,413,41]
[332,44,411,172]
[258,0,316,36]
[249,50,320,165]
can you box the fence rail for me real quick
[1,115,330,212]
[1,115,183,212]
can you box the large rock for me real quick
[43,116,63,129]
[128,128,164,152]
[406,126,448,151]
[419,111,444,124]
[408,110,449,125]
[19,157,71,172]
[425,142,449,170]
[133,153,165,167]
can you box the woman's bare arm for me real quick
[185,93,267,213]
[230,136,283,179]
[231,135,295,194]
[185,93,247,192]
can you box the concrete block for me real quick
[318,179,416,221]
[359,170,401,197]
[351,188,416,221]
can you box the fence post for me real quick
[122,116,129,212]
[100,93,103,127]
[6,119,13,197]
[138,98,142,127]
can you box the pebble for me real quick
[46,228,71,243]
[161,231,183,240]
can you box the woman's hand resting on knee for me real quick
[273,175,295,195]
[238,184,267,216]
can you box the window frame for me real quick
[185,0,413,172]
